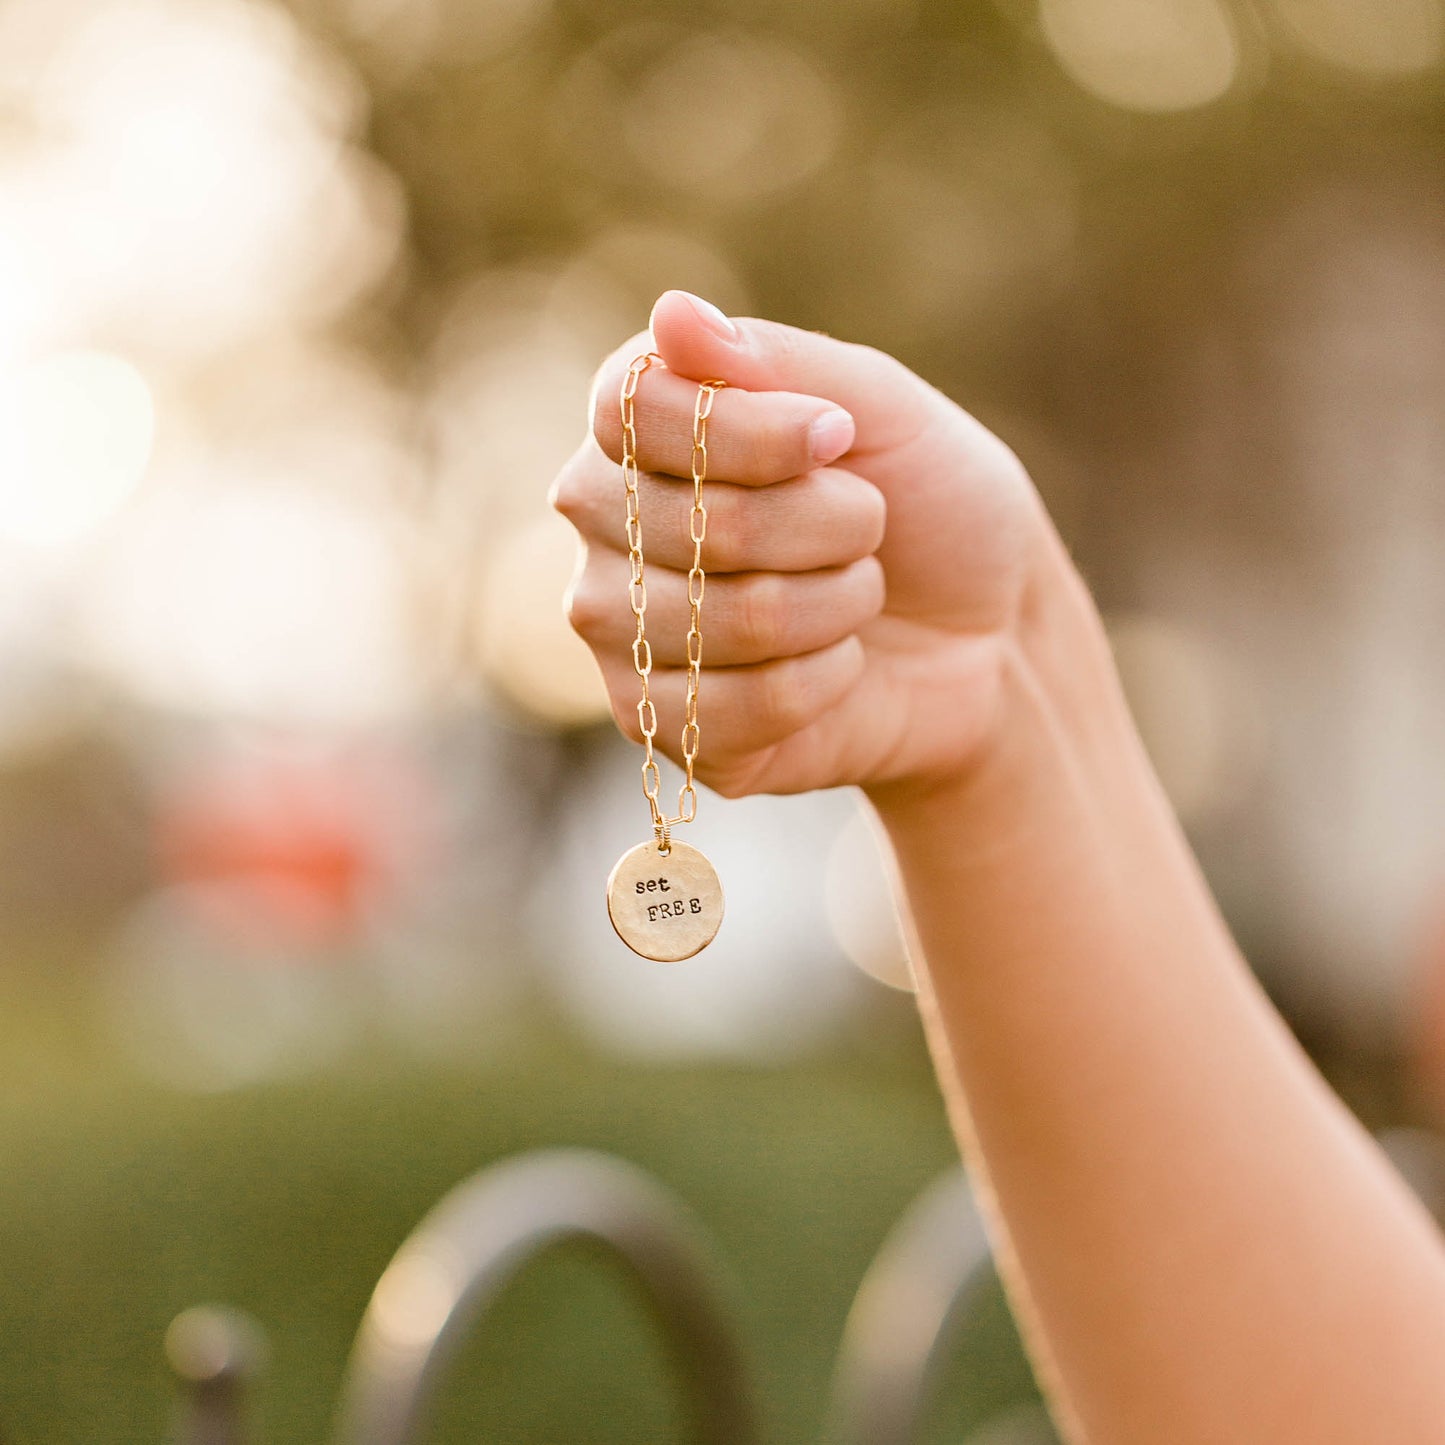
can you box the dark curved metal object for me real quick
[825,1167,995,1445]
[166,1306,267,1445]
[166,1131,1445,1445]
[330,1148,761,1445]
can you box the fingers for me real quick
[598,637,866,761]
[590,353,856,483]
[552,447,886,573]
[647,290,935,451]
[568,552,884,668]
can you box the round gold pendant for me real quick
[606,839,724,962]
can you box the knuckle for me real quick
[702,765,752,801]
[609,692,644,745]
[592,653,643,743]
[733,573,783,657]
[851,340,906,383]
[549,449,591,522]
[563,572,611,642]
[588,370,626,463]
[860,484,887,554]
[588,331,653,464]
[770,326,816,374]
[697,745,766,800]
[756,658,809,734]
[853,554,887,614]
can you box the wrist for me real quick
[862,516,1228,995]
[867,521,1133,831]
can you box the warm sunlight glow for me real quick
[12,0,399,358]
[0,351,154,547]
[79,481,421,723]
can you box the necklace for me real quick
[605,352,726,962]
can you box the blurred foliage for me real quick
[309,0,1445,400]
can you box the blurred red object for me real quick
[152,741,439,954]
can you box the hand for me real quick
[551,290,1056,802]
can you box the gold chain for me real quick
[619,352,725,854]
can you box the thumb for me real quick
[649,290,935,448]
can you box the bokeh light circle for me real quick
[624,33,842,201]
[1040,0,1241,112]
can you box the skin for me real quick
[551,289,1445,1444]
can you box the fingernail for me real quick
[809,408,855,464]
[679,291,739,341]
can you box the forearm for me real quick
[563,297,1445,1438]
[870,526,1445,1445]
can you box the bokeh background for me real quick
[2,0,1445,1440]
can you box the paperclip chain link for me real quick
[619,352,725,851]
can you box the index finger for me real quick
[589,349,855,486]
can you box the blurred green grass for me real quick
[0,1024,1038,1444]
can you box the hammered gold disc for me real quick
[606,839,724,962]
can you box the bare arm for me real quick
[553,291,1445,1444]
[873,525,1445,1444]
